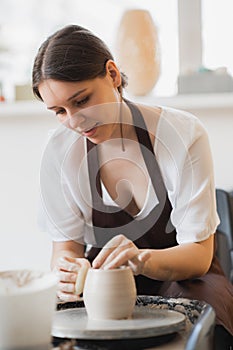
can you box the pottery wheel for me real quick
[52,305,186,340]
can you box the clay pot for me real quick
[83,267,137,320]
[115,9,160,96]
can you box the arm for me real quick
[142,234,214,280]
[92,233,214,280]
[51,240,85,269]
[39,130,91,301]
[143,113,216,280]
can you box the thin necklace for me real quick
[119,96,125,152]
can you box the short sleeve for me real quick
[156,108,220,244]
[37,183,85,242]
[171,117,220,243]
[38,126,85,242]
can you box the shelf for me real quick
[1,92,233,118]
[0,100,52,118]
[128,92,233,110]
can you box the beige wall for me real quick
[0,113,57,270]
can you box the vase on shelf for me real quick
[115,9,160,96]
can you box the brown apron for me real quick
[86,100,233,335]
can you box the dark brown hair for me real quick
[32,24,127,100]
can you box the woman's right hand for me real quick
[54,256,91,302]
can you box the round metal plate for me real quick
[52,305,186,340]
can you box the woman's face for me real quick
[38,61,122,144]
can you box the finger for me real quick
[127,259,142,275]
[58,281,75,293]
[57,257,79,272]
[57,290,81,303]
[102,247,137,270]
[102,239,137,268]
[138,250,151,262]
[79,258,91,269]
[92,234,128,268]
[128,251,151,275]
[57,257,90,272]
[59,270,77,283]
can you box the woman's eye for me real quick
[54,96,90,116]
[75,96,89,107]
[55,109,66,115]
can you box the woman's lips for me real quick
[82,126,98,137]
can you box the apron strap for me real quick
[124,99,167,206]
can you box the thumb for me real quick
[138,250,151,263]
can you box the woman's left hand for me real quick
[92,234,151,275]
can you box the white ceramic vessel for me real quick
[0,270,57,349]
[83,267,137,320]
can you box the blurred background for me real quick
[1,0,233,270]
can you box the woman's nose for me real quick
[68,111,86,130]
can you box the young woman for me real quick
[33,24,233,346]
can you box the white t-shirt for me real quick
[38,105,220,245]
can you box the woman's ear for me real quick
[106,60,121,88]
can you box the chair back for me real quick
[215,188,233,283]
[185,304,215,350]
